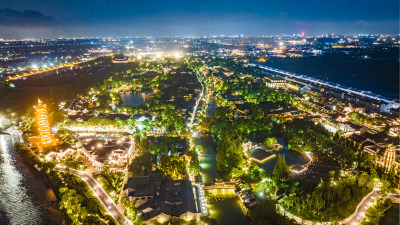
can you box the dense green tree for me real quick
[216,135,245,173]
[273,154,290,181]
[128,154,155,176]
[264,137,277,147]
[189,150,201,176]
[95,94,112,107]
[121,197,136,222]
[282,175,374,221]
[58,188,88,225]
[159,155,187,179]
[249,200,298,225]
[254,179,278,200]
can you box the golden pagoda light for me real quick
[34,99,54,147]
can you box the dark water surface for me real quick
[197,135,251,225]
[254,138,309,174]
[380,203,400,225]
[120,91,152,106]
[263,53,399,99]
[0,135,64,225]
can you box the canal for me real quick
[0,134,65,225]
[197,135,251,225]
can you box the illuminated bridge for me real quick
[204,180,236,196]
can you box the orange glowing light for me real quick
[34,99,54,147]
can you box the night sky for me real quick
[0,0,398,38]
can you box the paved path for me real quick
[343,186,381,225]
[56,167,132,225]
[277,183,381,225]
[117,146,139,214]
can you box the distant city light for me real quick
[174,52,182,59]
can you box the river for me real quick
[0,134,65,225]
[262,52,399,99]
[197,135,251,225]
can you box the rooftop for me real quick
[81,137,132,163]
[123,173,162,198]
[140,179,198,220]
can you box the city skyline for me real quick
[0,1,399,225]
[0,0,399,38]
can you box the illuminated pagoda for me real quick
[29,99,55,152]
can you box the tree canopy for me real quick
[273,154,290,181]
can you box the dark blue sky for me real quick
[0,0,398,38]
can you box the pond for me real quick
[254,138,310,174]
[379,203,399,225]
[120,91,152,106]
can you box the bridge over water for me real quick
[204,180,236,196]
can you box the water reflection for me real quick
[0,135,41,225]
[254,138,309,174]
[208,198,250,225]
[120,91,152,106]
[197,135,251,225]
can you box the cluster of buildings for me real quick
[28,99,135,172]
[262,76,287,88]
[3,34,399,80]
[79,137,134,171]
[44,136,135,172]
[0,38,106,78]
[349,131,399,176]
[210,59,400,179]
[123,173,204,223]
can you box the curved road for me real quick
[344,186,381,225]
[6,128,132,224]
[278,183,381,225]
[56,167,132,225]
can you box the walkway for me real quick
[56,166,132,225]
[277,182,381,225]
[344,186,381,225]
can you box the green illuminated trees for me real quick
[189,150,201,176]
[159,155,187,179]
[58,188,89,225]
[128,154,154,177]
[273,154,290,180]
[121,197,136,222]
[216,135,245,173]
[264,137,277,147]
[283,175,374,221]
[254,179,278,200]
